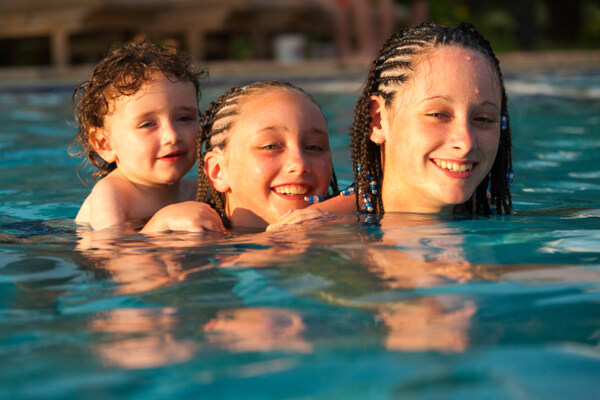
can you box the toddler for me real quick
[72,40,207,230]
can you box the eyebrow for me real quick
[420,96,500,110]
[176,105,199,112]
[258,125,329,136]
[134,104,198,118]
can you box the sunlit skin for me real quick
[370,45,502,213]
[204,88,333,229]
[76,73,200,230]
[99,74,198,187]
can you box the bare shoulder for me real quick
[75,195,92,223]
[83,173,132,230]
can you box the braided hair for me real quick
[197,80,339,227]
[350,22,512,216]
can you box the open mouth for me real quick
[433,160,474,173]
[161,151,185,160]
[273,184,310,196]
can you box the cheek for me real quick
[231,155,275,186]
[316,156,333,190]
[482,131,501,161]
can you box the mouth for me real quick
[433,159,475,173]
[273,184,311,197]
[160,151,185,161]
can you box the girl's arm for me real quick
[141,201,225,233]
[306,194,357,214]
[266,194,357,231]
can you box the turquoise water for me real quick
[1,71,600,399]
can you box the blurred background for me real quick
[0,0,599,76]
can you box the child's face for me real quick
[97,73,198,186]
[208,89,332,228]
[374,45,501,213]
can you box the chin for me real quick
[441,192,473,208]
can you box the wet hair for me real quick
[70,39,207,181]
[350,22,512,216]
[197,80,339,227]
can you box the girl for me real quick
[143,81,338,232]
[313,22,513,217]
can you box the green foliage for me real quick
[423,0,600,51]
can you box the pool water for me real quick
[1,71,599,399]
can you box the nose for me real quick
[161,121,181,145]
[450,118,476,154]
[285,145,310,175]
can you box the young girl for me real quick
[142,80,338,232]
[72,40,213,231]
[312,22,513,217]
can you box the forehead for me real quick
[237,88,326,126]
[107,73,196,110]
[239,88,316,111]
[402,45,501,101]
[418,46,500,90]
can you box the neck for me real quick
[380,181,455,215]
[226,204,269,232]
[121,174,184,208]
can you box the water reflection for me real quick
[378,297,476,352]
[67,212,600,367]
[204,307,312,353]
[358,214,478,352]
[75,228,213,369]
[90,308,197,369]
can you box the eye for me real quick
[426,112,449,119]
[260,143,279,150]
[473,115,497,124]
[305,144,328,152]
[138,121,156,129]
[177,114,196,122]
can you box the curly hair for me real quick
[350,22,513,216]
[196,80,339,227]
[70,39,208,181]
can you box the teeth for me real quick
[435,160,473,172]
[275,185,309,195]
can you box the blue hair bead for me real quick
[507,168,514,184]
[304,195,325,204]
[501,112,508,131]
[367,175,378,195]
[340,185,356,196]
[362,193,374,213]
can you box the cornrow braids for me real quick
[196,80,339,227]
[70,39,207,181]
[349,22,512,216]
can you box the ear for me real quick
[89,128,117,163]
[203,150,230,193]
[369,95,388,145]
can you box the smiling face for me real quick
[94,73,199,187]
[204,88,333,228]
[371,45,501,214]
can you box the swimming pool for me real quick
[1,69,599,399]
